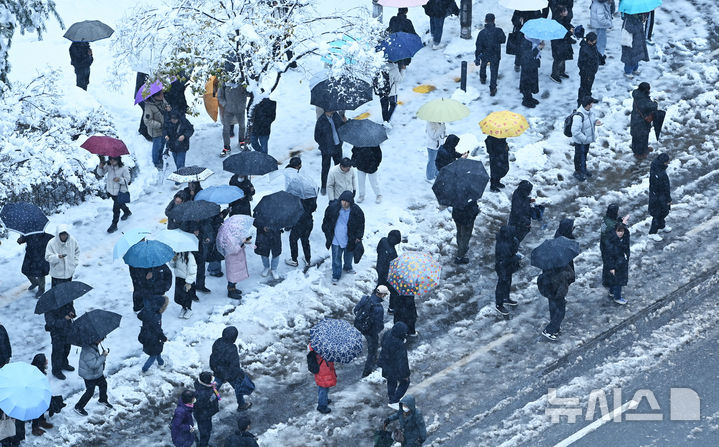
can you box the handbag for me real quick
[621,26,633,47]
[506,31,521,56]
[0,413,16,440]
[117,178,131,204]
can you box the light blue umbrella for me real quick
[618,0,661,14]
[113,228,152,260]
[195,185,244,204]
[521,18,570,41]
[123,240,174,268]
[0,362,51,421]
[320,36,359,66]
[309,319,363,364]
[154,229,199,253]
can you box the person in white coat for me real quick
[45,224,80,287]
[95,155,131,233]
[170,252,197,319]
[425,121,446,182]
[571,96,602,181]
[326,157,356,201]
[378,62,404,125]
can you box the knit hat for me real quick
[199,371,213,385]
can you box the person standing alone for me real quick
[571,96,602,181]
[474,13,506,97]
[69,41,93,90]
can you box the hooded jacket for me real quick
[96,162,131,196]
[193,378,219,421]
[540,264,575,301]
[311,347,337,388]
[495,225,520,273]
[604,228,630,287]
[163,113,195,153]
[326,164,357,201]
[379,322,410,379]
[590,0,614,29]
[519,37,541,95]
[376,230,401,285]
[250,97,277,136]
[170,400,195,447]
[44,302,75,341]
[388,12,416,35]
[554,218,575,239]
[486,136,509,180]
[69,42,93,68]
[387,395,427,446]
[18,232,53,277]
[452,201,479,227]
[45,224,80,279]
[210,326,245,382]
[435,135,462,172]
[137,297,167,356]
[509,181,534,230]
[78,344,106,380]
[630,87,658,137]
[648,154,672,217]
[224,429,259,447]
[577,38,601,77]
[321,191,365,251]
[475,22,507,62]
[354,293,385,336]
[229,175,255,217]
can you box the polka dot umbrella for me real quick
[309,319,363,364]
[479,111,529,139]
[388,252,441,296]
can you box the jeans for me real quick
[76,376,108,410]
[171,151,186,170]
[261,255,280,271]
[380,95,397,122]
[74,66,90,90]
[196,417,212,447]
[50,337,71,374]
[455,223,473,259]
[318,386,329,408]
[429,16,445,44]
[151,137,165,169]
[142,355,164,372]
[545,297,566,335]
[479,58,499,90]
[207,261,221,275]
[596,28,607,55]
[331,244,354,280]
[111,195,130,225]
[495,269,512,306]
[578,72,595,107]
[386,377,410,404]
[357,171,381,198]
[372,2,383,21]
[624,62,639,74]
[362,332,379,376]
[426,148,438,181]
[573,144,590,174]
[214,378,246,406]
[320,146,343,189]
[611,285,623,301]
[251,135,269,153]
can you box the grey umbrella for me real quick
[63,20,114,42]
[337,119,388,147]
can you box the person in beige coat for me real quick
[143,91,171,178]
[96,155,131,233]
[45,224,80,287]
[326,157,356,201]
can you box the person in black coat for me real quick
[630,82,658,158]
[0,323,11,367]
[376,229,402,312]
[434,134,465,172]
[648,153,672,235]
[519,37,543,108]
[351,145,383,202]
[163,110,195,171]
[511,9,542,70]
[209,326,251,410]
[549,6,575,83]
[165,76,189,115]
[549,0,574,21]
[137,296,168,373]
[354,285,388,377]
[600,203,623,292]
[474,13,506,96]
[452,200,479,264]
[254,223,282,278]
[314,111,346,194]
[388,8,416,34]
[486,136,510,191]
[186,218,215,293]
[508,180,536,244]
[17,232,53,297]
[229,175,255,216]
[137,264,173,311]
[577,32,601,107]
[250,97,277,154]
[287,196,316,267]
[194,371,220,447]
[604,223,630,304]
[135,72,152,141]
[378,321,410,404]
[539,263,575,340]
[206,213,225,278]
[129,266,150,312]
[494,225,521,315]
[69,41,93,90]
[44,302,76,380]
[224,416,259,447]
[423,0,457,47]
[321,190,365,283]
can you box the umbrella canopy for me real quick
[377,32,423,62]
[123,240,174,268]
[432,159,489,207]
[68,310,122,346]
[0,362,51,421]
[80,135,130,157]
[222,152,279,177]
[285,171,318,200]
[336,119,388,147]
[321,36,359,66]
[134,76,175,105]
[378,0,428,6]
[63,20,114,42]
[521,18,569,40]
[498,0,549,11]
[388,252,441,296]
[34,281,92,315]
[0,203,48,236]
[618,0,662,14]
[253,191,304,230]
[167,166,213,183]
[309,319,363,364]
[154,229,199,253]
[310,76,373,111]
[112,228,152,260]
[479,111,530,138]
[195,185,245,204]
[416,98,470,123]
[168,200,221,223]
[216,215,255,256]
[530,236,580,270]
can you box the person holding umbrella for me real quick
[17,232,53,298]
[474,13,506,97]
[630,82,658,158]
[284,158,318,268]
[217,215,253,299]
[229,175,255,216]
[44,301,76,381]
[314,110,347,195]
[479,110,529,192]
[138,295,169,373]
[309,344,336,414]
[170,252,196,318]
[321,190,365,285]
[254,222,282,280]
[74,338,113,416]
[423,0,458,48]
[351,145,383,204]
[452,200,479,265]
[486,136,510,192]
[378,321,410,405]
[29,354,55,436]
[144,91,171,180]
[435,135,466,172]
[511,9,543,72]
[69,41,93,90]
[376,230,402,312]
[549,6,575,84]
[96,155,131,233]
[44,224,80,287]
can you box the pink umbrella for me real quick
[134,76,175,105]
[216,215,254,256]
[80,136,130,157]
[378,0,428,6]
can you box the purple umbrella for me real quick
[134,77,175,105]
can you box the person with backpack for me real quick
[570,96,602,181]
[494,225,521,316]
[474,13,506,97]
[375,62,404,126]
[308,345,336,414]
[604,223,631,305]
[354,285,388,377]
[193,372,220,447]
[383,395,427,446]
[577,32,601,107]
[249,97,277,154]
[378,322,410,404]
[538,262,575,341]
[170,389,196,447]
[209,326,252,411]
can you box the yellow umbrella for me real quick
[416,98,470,123]
[479,111,529,138]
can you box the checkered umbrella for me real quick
[388,252,441,296]
[309,319,363,364]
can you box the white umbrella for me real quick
[154,229,199,253]
[498,0,549,11]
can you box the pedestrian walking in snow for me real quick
[187,218,214,294]
[474,13,506,97]
[135,73,152,141]
[193,372,220,447]
[423,0,458,48]
[321,190,365,285]
[383,395,427,446]
[223,415,259,447]
[577,33,602,107]
[379,322,410,404]
[206,214,225,278]
[137,295,168,373]
[538,263,575,341]
[143,91,171,178]
[375,62,404,124]
[0,323,10,367]
[511,9,543,71]
[600,204,625,292]
[354,285,387,377]
[138,264,173,311]
[315,111,347,195]
[372,0,383,22]
[326,157,356,202]
[571,96,602,181]
[589,0,614,60]
[284,158,318,268]
[170,252,196,318]
[630,82,658,158]
[519,38,544,108]
[96,155,131,233]
[494,225,521,316]
[309,345,336,414]
[218,82,251,156]
[44,224,80,287]
[209,327,253,411]
[486,136,510,192]
[554,218,577,272]
[165,75,189,115]
[621,14,649,78]
[452,200,479,265]
[388,8,416,35]
[376,230,402,311]
[254,224,282,280]
[44,302,75,380]
[229,175,255,217]
[17,232,53,298]
[170,390,197,447]
[435,134,466,172]
[425,121,446,182]
[508,180,537,244]
[604,222,631,304]
[29,354,54,437]
[249,97,276,154]
[549,6,575,84]
[69,41,93,90]
[393,289,418,337]
[648,153,672,239]
[166,191,190,230]
[74,340,113,416]
[225,235,251,300]
[163,110,195,173]
[352,145,383,204]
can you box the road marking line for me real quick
[553,399,639,447]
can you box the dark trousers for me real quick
[455,223,473,259]
[552,59,566,77]
[74,66,90,90]
[320,146,343,189]
[480,58,500,90]
[362,332,379,376]
[111,195,130,225]
[289,224,312,262]
[386,377,410,404]
[76,376,108,410]
[196,417,212,447]
[574,144,590,174]
[513,225,531,244]
[578,72,595,106]
[193,251,206,289]
[649,212,668,234]
[174,277,195,310]
[393,296,417,335]
[645,10,655,40]
[631,132,650,156]
[50,337,71,374]
[495,269,512,306]
[25,275,45,294]
[132,291,144,312]
[429,16,445,44]
[380,95,398,122]
[31,415,47,430]
[51,277,71,288]
[545,297,566,335]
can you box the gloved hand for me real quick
[184,283,192,292]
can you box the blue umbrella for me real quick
[530,236,580,270]
[618,0,662,14]
[0,203,48,236]
[123,240,174,268]
[320,36,359,66]
[521,18,570,40]
[309,319,363,364]
[195,185,245,204]
[377,32,423,62]
[0,362,51,421]
[113,228,152,260]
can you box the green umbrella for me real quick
[416,98,470,123]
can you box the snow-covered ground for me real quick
[2,0,719,446]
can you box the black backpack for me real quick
[306,351,320,374]
[373,71,391,97]
[563,111,583,137]
[353,296,373,334]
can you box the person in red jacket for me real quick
[310,345,336,414]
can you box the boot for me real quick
[32,427,45,436]
[107,223,118,233]
[27,276,38,291]
[35,277,45,298]
[121,210,132,221]
[39,420,54,429]
[227,287,242,299]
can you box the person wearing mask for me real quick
[17,232,53,298]
[321,190,365,285]
[378,322,410,405]
[163,110,195,172]
[571,96,602,181]
[354,285,388,377]
[452,200,479,265]
[485,135,510,192]
[383,395,428,446]
[137,295,168,373]
[44,302,76,380]
[577,32,601,107]
[170,389,196,447]
[69,41,93,90]
[425,121,446,182]
[96,155,132,233]
[604,223,631,305]
[314,111,347,195]
[193,372,220,447]
[494,225,521,316]
[209,326,253,411]
[434,134,466,172]
[74,339,113,416]
[630,82,658,159]
[45,225,80,287]
[249,97,277,154]
[143,91,171,181]
[474,13,506,97]
[326,157,356,202]
[229,174,255,216]
[648,153,672,239]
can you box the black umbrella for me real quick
[530,237,580,270]
[34,281,92,315]
[337,119,388,147]
[310,76,373,111]
[63,20,114,42]
[432,158,489,207]
[168,200,221,222]
[167,166,213,183]
[0,203,48,236]
[653,109,666,141]
[222,152,279,176]
[68,309,122,346]
[253,191,304,230]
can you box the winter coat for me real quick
[577,39,601,77]
[509,181,534,230]
[253,225,282,257]
[321,196,365,251]
[206,214,225,263]
[475,22,507,62]
[45,224,80,280]
[554,218,575,239]
[425,122,446,150]
[495,225,520,274]
[137,264,173,298]
[452,201,479,227]
[210,326,245,382]
[379,322,410,379]
[69,42,93,68]
[44,303,75,342]
[621,15,649,66]
[326,165,356,201]
[163,115,195,153]
[218,84,250,116]
[225,244,249,284]
[376,231,401,285]
[519,39,540,95]
[387,395,427,446]
[648,155,672,218]
[604,231,630,287]
[229,175,255,217]
[314,112,344,153]
[137,307,167,356]
[541,264,575,301]
[250,98,277,136]
[351,146,382,174]
[630,88,658,138]
[388,13,416,35]
[549,0,574,20]
[18,233,52,277]
[193,379,219,421]
[312,349,337,388]
[170,401,195,447]
[590,0,614,29]
[96,163,130,196]
[386,63,404,97]
[78,344,105,380]
[170,253,197,284]
[224,430,260,447]
[486,136,509,180]
[551,15,575,61]
[354,293,385,336]
[512,10,542,32]
[423,0,455,18]
[571,106,597,145]
[435,137,462,172]
[143,97,169,139]
[0,324,11,366]
[165,78,189,115]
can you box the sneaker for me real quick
[99,401,114,410]
[632,69,641,75]
[529,97,539,105]
[120,211,132,221]
[237,402,252,411]
[550,74,562,84]
[332,278,338,285]
[183,309,193,319]
[648,234,663,242]
[285,258,299,267]
[387,307,394,314]
[624,72,634,79]
[495,304,509,316]
[356,195,365,203]
[74,407,88,416]
[522,99,536,108]
[320,187,327,196]
[480,78,487,85]
[196,286,211,294]
[490,88,497,97]
[614,297,628,305]
[504,298,518,306]
[660,226,672,233]
[221,147,231,157]
[490,185,500,193]
[387,402,400,410]
[383,121,393,129]
[179,308,187,319]
[497,182,506,189]
[375,195,383,204]
[542,330,558,341]
[106,224,118,233]
[407,331,419,337]
[317,406,331,414]
[261,268,270,277]
[270,270,280,280]
[53,371,66,380]
[343,269,356,274]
